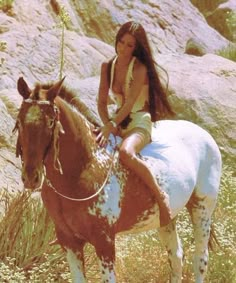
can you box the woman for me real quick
[95,21,175,226]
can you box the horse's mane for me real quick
[38,82,101,128]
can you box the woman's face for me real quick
[116,33,136,59]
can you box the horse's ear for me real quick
[17,77,31,99]
[47,76,66,102]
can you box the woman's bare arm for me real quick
[112,62,147,125]
[97,62,110,125]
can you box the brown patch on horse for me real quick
[116,172,155,232]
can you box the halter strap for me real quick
[125,56,135,97]
[110,56,136,99]
[24,98,53,105]
[110,56,117,90]
[44,142,118,202]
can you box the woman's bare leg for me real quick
[119,129,171,226]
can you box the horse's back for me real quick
[148,120,219,152]
[143,120,221,169]
[140,120,221,216]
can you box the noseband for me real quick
[13,98,63,173]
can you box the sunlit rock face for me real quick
[0,0,235,196]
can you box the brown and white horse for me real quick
[15,77,221,283]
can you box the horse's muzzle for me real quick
[22,165,44,190]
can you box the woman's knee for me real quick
[119,146,135,165]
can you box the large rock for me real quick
[0,0,231,90]
[0,0,235,196]
[158,53,236,162]
[0,10,114,90]
[0,91,22,195]
[60,0,230,54]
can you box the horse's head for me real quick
[15,77,65,190]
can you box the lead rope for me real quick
[53,121,64,174]
[44,138,118,202]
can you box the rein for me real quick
[17,97,119,202]
[44,144,118,202]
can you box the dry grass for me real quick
[0,163,235,282]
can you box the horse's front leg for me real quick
[55,227,87,283]
[94,232,116,283]
[66,248,86,283]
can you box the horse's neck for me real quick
[47,98,97,178]
[45,97,119,196]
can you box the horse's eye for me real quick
[47,118,55,129]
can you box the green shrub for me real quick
[192,0,225,17]
[226,11,236,42]
[0,0,14,12]
[217,44,236,62]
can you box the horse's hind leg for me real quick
[188,138,221,283]
[158,219,183,283]
[187,193,218,283]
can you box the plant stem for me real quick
[59,22,65,80]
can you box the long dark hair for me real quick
[109,21,175,121]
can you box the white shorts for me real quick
[118,111,152,138]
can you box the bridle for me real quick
[14,98,62,170]
[14,98,118,202]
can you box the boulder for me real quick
[158,53,236,162]
[0,14,114,90]
[0,0,235,196]
[0,92,22,196]
[60,0,230,54]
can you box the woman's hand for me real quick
[94,122,117,147]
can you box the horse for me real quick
[14,77,222,283]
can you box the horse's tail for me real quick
[208,223,220,251]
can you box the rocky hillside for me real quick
[0,0,235,194]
